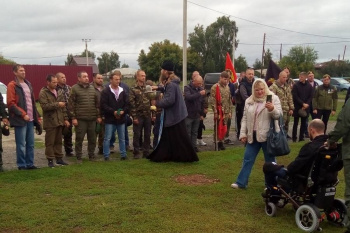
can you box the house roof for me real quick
[108,68,138,78]
[72,56,99,74]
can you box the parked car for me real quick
[203,72,260,95]
[293,78,323,86]
[0,82,7,105]
[330,77,350,91]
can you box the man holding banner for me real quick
[210,71,232,151]
[223,53,237,145]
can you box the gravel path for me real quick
[1,111,336,171]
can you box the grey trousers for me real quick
[185,117,200,149]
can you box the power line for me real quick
[188,1,350,40]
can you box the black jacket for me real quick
[184,82,205,119]
[287,135,328,177]
[100,86,129,125]
[292,81,313,116]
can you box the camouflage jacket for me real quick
[56,84,72,118]
[209,83,232,115]
[129,83,151,119]
[269,80,294,112]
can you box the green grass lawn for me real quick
[0,143,346,233]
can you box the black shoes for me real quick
[120,156,127,161]
[48,159,55,168]
[56,159,69,166]
[218,142,226,151]
[194,147,200,153]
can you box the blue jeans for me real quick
[110,115,129,147]
[104,123,126,158]
[235,136,276,188]
[14,121,35,168]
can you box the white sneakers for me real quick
[197,139,207,146]
[231,183,239,189]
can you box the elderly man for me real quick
[184,75,206,152]
[210,71,232,150]
[292,72,313,142]
[68,71,102,163]
[39,74,70,167]
[269,71,294,137]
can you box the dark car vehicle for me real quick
[330,77,350,91]
[203,73,221,95]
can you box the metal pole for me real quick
[182,0,187,90]
[232,28,235,66]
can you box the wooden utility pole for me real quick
[260,33,266,78]
[343,45,347,60]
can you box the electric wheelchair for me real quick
[262,145,347,232]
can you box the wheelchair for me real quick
[262,145,348,232]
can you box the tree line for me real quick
[1,16,350,80]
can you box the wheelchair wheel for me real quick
[265,202,277,217]
[326,198,348,226]
[295,204,321,232]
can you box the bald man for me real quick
[264,119,328,189]
[184,75,206,152]
[269,71,294,137]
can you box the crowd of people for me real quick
[0,64,342,172]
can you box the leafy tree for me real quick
[253,58,263,70]
[234,54,248,72]
[81,49,96,60]
[97,51,120,74]
[188,16,238,73]
[263,49,273,68]
[319,60,350,77]
[279,46,318,77]
[65,54,74,65]
[138,40,203,81]
[121,63,129,68]
[0,55,16,65]
[138,40,182,81]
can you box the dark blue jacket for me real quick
[156,78,188,127]
[292,81,313,116]
[184,82,204,119]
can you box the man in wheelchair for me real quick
[262,119,346,231]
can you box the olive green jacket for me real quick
[38,87,67,129]
[312,85,338,111]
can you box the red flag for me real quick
[225,52,237,83]
[216,85,227,141]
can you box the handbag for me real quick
[267,115,290,157]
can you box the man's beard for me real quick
[160,72,168,83]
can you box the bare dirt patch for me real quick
[174,174,220,186]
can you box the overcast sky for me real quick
[1,0,350,70]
